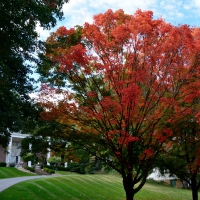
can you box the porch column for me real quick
[6,136,13,165]
[28,143,32,167]
[47,138,51,166]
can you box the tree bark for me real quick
[191,177,198,200]
[123,173,135,200]
[191,188,198,200]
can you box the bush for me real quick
[68,162,86,174]
[43,167,55,174]
[0,162,6,167]
[22,153,35,162]
[42,164,70,171]
[56,166,70,171]
[87,160,102,174]
[25,166,35,173]
[47,156,61,166]
[48,169,55,174]
[8,163,15,167]
[42,165,54,169]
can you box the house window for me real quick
[16,156,18,164]
[170,180,176,187]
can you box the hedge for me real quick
[0,162,6,167]
[25,166,35,173]
[43,168,55,174]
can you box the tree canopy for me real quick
[0,0,69,147]
[156,104,200,200]
[38,9,200,200]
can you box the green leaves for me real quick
[0,0,69,146]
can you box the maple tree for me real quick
[156,88,200,200]
[155,27,200,200]
[157,118,200,200]
[38,9,200,200]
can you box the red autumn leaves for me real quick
[40,9,200,172]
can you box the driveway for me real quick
[0,175,52,192]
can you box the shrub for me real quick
[47,156,61,166]
[56,166,70,171]
[43,165,54,169]
[68,162,86,174]
[48,169,55,174]
[43,167,55,174]
[0,162,6,167]
[43,167,48,172]
[8,163,15,167]
[22,153,34,162]
[42,165,70,172]
[25,166,35,173]
[87,160,102,174]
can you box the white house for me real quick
[0,132,56,167]
[147,168,186,188]
[0,132,30,166]
[147,168,177,181]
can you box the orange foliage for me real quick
[41,9,200,156]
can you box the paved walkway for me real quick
[0,175,52,192]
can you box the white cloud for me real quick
[36,24,52,40]
[194,0,200,7]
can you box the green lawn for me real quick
[0,173,198,200]
[0,167,35,179]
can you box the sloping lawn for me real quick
[0,174,198,200]
[0,167,35,179]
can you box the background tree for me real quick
[156,27,200,200]
[38,9,200,200]
[0,0,69,147]
[156,106,200,200]
[20,136,49,165]
[47,156,61,167]
[64,142,103,174]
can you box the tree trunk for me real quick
[191,188,198,200]
[123,173,135,200]
[191,177,198,200]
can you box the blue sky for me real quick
[37,0,200,40]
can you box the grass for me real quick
[0,167,35,179]
[55,170,75,175]
[0,173,198,200]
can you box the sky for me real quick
[37,0,200,40]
